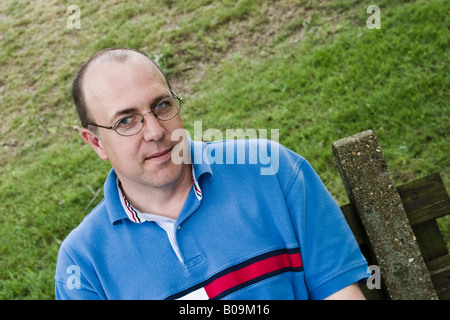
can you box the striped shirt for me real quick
[55,139,369,300]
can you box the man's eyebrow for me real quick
[111,107,141,123]
[110,93,172,123]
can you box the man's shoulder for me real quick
[210,138,304,159]
[198,138,306,183]
[59,199,109,252]
[55,199,112,299]
[202,138,301,161]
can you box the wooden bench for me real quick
[332,130,450,300]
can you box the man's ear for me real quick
[80,128,109,161]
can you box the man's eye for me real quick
[117,116,137,127]
[154,101,170,111]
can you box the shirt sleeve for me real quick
[280,148,370,300]
[54,245,103,300]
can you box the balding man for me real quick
[55,48,369,300]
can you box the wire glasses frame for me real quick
[86,92,183,136]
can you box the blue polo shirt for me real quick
[55,139,369,300]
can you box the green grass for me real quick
[0,0,448,299]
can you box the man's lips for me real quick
[145,147,173,161]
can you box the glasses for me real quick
[87,92,182,136]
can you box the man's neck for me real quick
[119,164,193,220]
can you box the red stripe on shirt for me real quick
[204,251,302,299]
[123,196,138,223]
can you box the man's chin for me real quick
[142,161,187,189]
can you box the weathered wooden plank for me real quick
[397,173,450,227]
[426,254,450,300]
[413,219,448,262]
[333,130,438,300]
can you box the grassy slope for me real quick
[0,0,448,299]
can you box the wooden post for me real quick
[332,130,438,300]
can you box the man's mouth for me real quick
[145,147,173,162]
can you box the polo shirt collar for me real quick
[188,138,212,180]
[104,138,212,225]
[104,169,128,225]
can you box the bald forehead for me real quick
[84,50,165,82]
[82,50,169,108]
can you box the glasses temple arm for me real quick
[85,123,114,130]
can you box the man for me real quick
[55,48,369,299]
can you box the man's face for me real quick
[81,54,187,190]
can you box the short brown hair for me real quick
[72,48,172,131]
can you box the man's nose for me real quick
[141,112,165,142]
